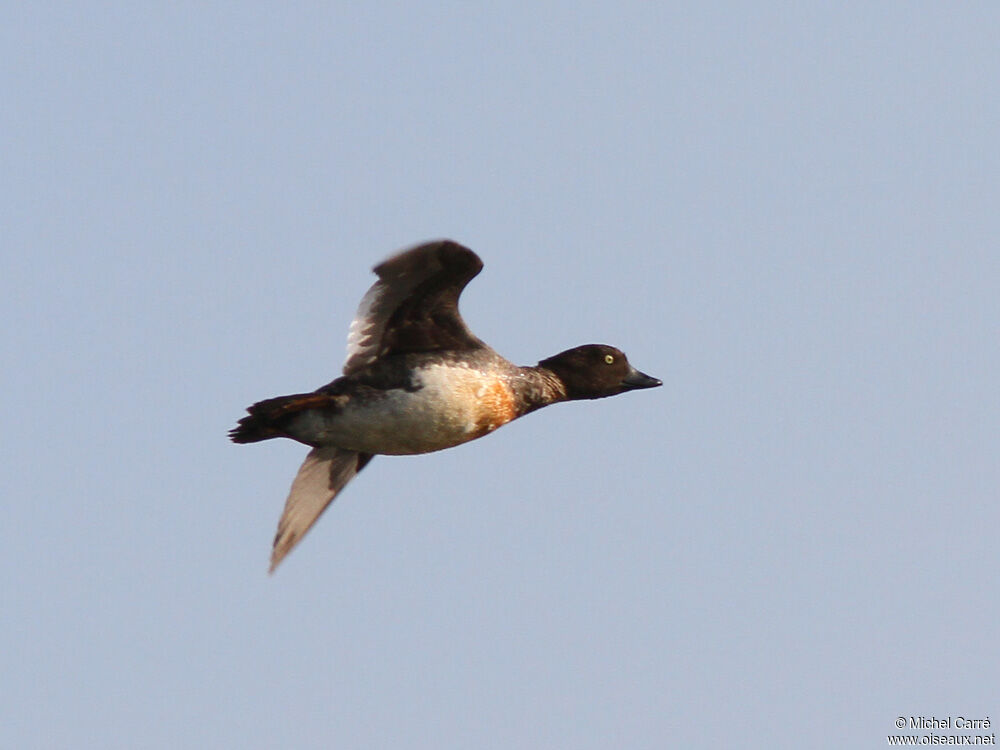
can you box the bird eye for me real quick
[604,354,614,364]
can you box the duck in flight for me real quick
[231,240,661,571]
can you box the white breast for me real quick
[315,363,515,455]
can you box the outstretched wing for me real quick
[343,240,485,375]
[269,447,374,572]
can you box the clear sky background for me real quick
[3,3,998,748]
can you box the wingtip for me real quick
[269,543,292,573]
[269,530,295,573]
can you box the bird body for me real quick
[231,241,660,570]
[233,348,559,455]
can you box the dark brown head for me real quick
[538,344,661,400]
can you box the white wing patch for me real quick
[342,249,444,375]
[344,279,389,374]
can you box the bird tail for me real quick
[229,393,326,444]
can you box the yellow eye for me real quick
[604,354,614,364]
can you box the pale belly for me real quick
[292,364,518,455]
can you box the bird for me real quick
[230,240,661,571]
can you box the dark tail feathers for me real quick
[229,394,315,444]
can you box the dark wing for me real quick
[343,240,485,375]
[269,447,374,572]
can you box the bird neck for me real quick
[509,365,569,415]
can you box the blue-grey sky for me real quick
[4,3,998,748]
